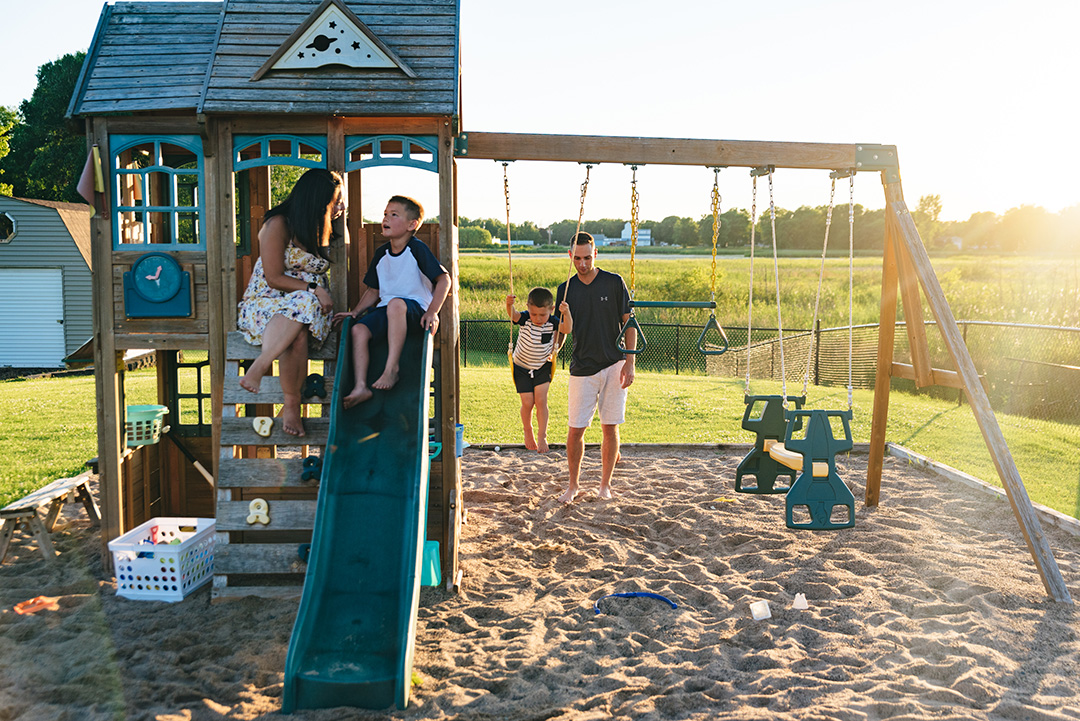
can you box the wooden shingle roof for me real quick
[69,0,459,118]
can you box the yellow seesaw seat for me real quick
[763,439,829,477]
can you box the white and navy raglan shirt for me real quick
[363,237,448,310]
[512,311,561,371]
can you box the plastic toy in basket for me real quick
[109,517,215,602]
[125,405,169,447]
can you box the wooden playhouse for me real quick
[69,0,464,598]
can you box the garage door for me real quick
[0,268,66,367]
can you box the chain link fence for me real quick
[461,319,1080,425]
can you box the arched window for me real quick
[111,135,205,249]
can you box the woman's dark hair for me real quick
[264,169,342,260]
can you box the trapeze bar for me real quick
[630,301,716,309]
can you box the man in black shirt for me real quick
[554,233,635,503]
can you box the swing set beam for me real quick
[455,132,898,177]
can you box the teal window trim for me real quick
[111,134,206,250]
[345,135,438,173]
[233,135,327,171]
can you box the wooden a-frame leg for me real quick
[77,483,102,525]
[0,518,16,564]
[866,207,901,507]
[28,511,57,563]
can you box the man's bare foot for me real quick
[616,452,622,464]
[558,485,578,504]
[343,385,373,409]
[372,366,399,390]
[280,405,305,437]
[537,438,549,453]
[524,434,538,451]
[598,485,613,500]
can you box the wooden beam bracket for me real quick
[855,144,900,182]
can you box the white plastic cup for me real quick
[793,593,809,610]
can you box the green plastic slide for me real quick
[282,318,433,712]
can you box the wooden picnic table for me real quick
[0,472,100,563]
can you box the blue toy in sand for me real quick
[783,409,855,530]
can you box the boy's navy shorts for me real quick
[513,361,553,393]
[357,299,425,340]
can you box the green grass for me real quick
[464,254,1080,329]
[2,364,1078,521]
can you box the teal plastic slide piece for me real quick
[282,318,434,713]
[783,409,855,530]
[734,395,805,494]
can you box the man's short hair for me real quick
[571,232,594,248]
[527,287,554,308]
[389,195,424,224]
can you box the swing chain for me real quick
[629,165,640,299]
[848,173,855,410]
[576,165,592,231]
[502,161,513,294]
[709,167,721,304]
[745,173,758,395]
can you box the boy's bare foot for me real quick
[280,405,305,437]
[598,484,613,500]
[524,434,538,451]
[343,385,373,409]
[372,366,399,391]
[537,438,549,453]
[558,484,578,504]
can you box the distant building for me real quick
[621,221,652,246]
[0,197,93,367]
[492,238,535,247]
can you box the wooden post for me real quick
[89,117,124,559]
[210,120,235,488]
[866,197,900,508]
[892,225,934,388]
[438,117,462,590]
[885,181,1072,604]
[327,116,348,314]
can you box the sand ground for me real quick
[2,447,1079,720]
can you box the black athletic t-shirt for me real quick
[556,269,631,377]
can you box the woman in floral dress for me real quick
[237,169,343,437]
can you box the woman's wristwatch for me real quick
[307,281,318,292]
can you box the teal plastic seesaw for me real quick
[781,409,855,530]
[734,394,805,494]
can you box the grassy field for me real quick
[464,253,1080,329]
[4,363,1078,522]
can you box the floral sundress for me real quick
[237,245,331,347]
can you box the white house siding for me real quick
[0,198,93,365]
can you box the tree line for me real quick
[460,196,1080,254]
[2,53,1077,255]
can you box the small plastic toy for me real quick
[302,373,326,399]
[301,455,323,482]
[14,596,60,615]
[246,498,270,525]
[252,417,274,437]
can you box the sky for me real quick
[4,0,1079,226]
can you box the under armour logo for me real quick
[600,296,608,301]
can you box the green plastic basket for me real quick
[126,405,169,447]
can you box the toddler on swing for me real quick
[505,287,572,452]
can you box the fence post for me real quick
[675,324,680,376]
[814,319,821,387]
[958,322,967,406]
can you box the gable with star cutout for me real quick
[252,0,416,80]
